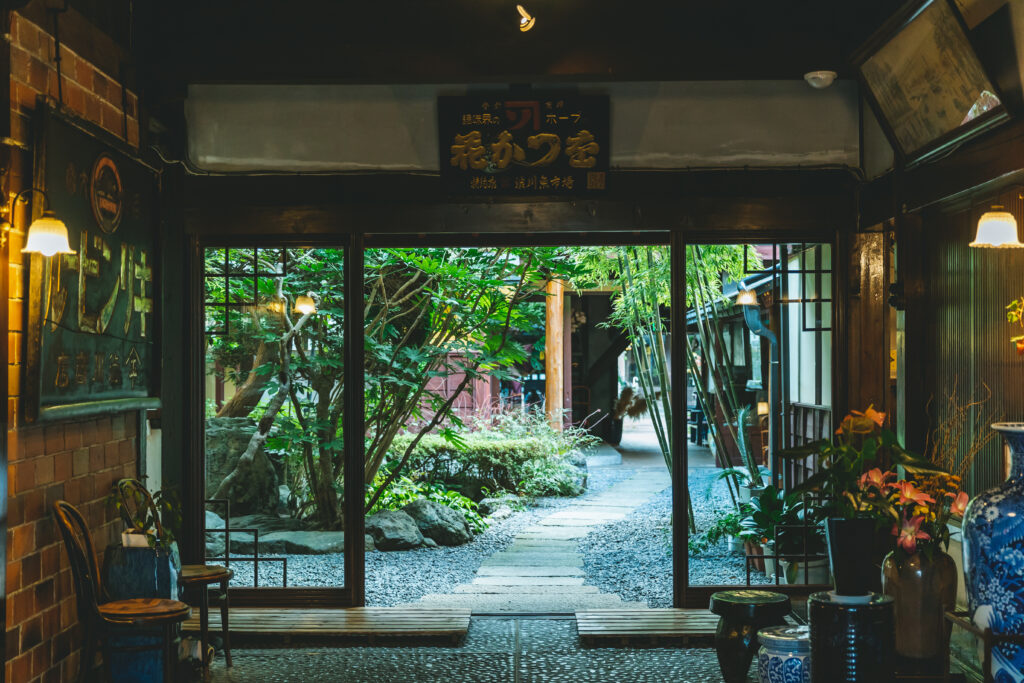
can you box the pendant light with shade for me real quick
[970,205,1023,248]
[0,188,75,256]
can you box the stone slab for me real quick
[452,584,601,594]
[471,576,585,586]
[476,566,583,577]
[518,527,594,539]
[481,555,583,568]
[413,593,648,612]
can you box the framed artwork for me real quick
[854,0,1008,165]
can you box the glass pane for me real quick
[687,242,832,589]
[203,246,346,590]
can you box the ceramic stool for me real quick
[710,589,792,683]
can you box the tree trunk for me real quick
[215,342,275,418]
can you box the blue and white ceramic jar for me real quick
[963,423,1024,683]
[757,624,810,683]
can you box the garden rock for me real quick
[255,531,345,555]
[204,510,226,557]
[403,498,471,546]
[365,534,376,552]
[205,417,279,515]
[488,505,514,520]
[229,514,304,533]
[365,511,423,550]
[422,537,438,548]
[478,495,522,516]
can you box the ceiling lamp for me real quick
[294,293,317,315]
[517,4,535,32]
[804,70,837,89]
[736,289,758,306]
[970,206,1023,248]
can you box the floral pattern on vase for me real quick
[963,423,1024,683]
[757,625,810,683]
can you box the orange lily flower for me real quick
[894,480,935,506]
[893,514,930,553]
[950,490,969,517]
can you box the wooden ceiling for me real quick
[136,0,899,87]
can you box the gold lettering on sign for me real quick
[74,352,89,384]
[68,230,129,335]
[92,352,105,385]
[123,247,153,337]
[107,352,122,387]
[125,347,141,388]
[54,352,70,388]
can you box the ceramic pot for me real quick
[745,541,766,572]
[728,535,745,554]
[809,591,895,683]
[963,422,1024,680]
[825,517,877,596]
[881,549,956,673]
[757,624,811,683]
[781,558,829,585]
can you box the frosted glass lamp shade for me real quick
[21,211,75,257]
[294,294,317,315]
[735,289,758,306]
[970,209,1023,248]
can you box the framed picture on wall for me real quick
[853,0,1009,165]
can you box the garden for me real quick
[199,243,786,602]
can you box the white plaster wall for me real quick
[185,81,860,172]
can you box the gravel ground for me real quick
[226,465,640,604]
[580,468,770,607]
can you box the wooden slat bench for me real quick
[575,608,721,646]
[183,607,470,643]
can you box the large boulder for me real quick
[365,510,423,550]
[205,417,279,515]
[402,498,471,546]
[205,510,227,558]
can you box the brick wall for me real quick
[6,12,142,683]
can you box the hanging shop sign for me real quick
[24,108,159,422]
[438,93,609,195]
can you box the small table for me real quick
[181,564,233,668]
[710,589,791,683]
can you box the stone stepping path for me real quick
[411,468,671,612]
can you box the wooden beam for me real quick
[545,279,565,432]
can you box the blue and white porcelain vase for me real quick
[964,423,1024,682]
[757,624,810,683]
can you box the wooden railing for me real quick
[779,402,831,491]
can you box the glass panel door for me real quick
[202,246,346,590]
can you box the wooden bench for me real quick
[575,608,721,646]
[183,607,470,644]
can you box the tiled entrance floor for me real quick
[208,616,756,683]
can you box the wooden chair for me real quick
[53,500,191,683]
[116,478,234,669]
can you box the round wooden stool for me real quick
[709,589,791,683]
[181,564,233,668]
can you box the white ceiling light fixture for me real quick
[804,70,837,89]
[517,4,535,32]
[970,206,1023,248]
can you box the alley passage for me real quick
[412,468,672,612]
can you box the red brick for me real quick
[22,488,44,523]
[9,46,29,85]
[80,420,97,445]
[64,425,81,450]
[9,652,30,683]
[64,79,85,118]
[20,427,44,458]
[29,637,47,675]
[21,551,40,586]
[40,546,60,578]
[100,101,122,137]
[96,418,113,443]
[27,56,49,94]
[7,429,19,462]
[6,625,20,661]
[103,442,119,468]
[10,587,33,625]
[44,425,63,453]
[127,117,140,148]
[118,439,134,464]
[14,460,33,494]
[83,89,100,124]
[6,559,21,595]
[91,69,109,101]
[54,451,71,482]
[88,444,103,471]
[71,448,88,477]
[111,415,126,440]
[34,454,55,487]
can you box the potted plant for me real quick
[106,479,183,600]
[739,485,792,578]
[717,465,770,503]
[704,509,747,554]
[774,495,828,585]
[781,405,940,596]
[610,387,646,445]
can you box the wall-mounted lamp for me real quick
[735,289,758,306]
[517,4,535,32]
[1,188,75,257]
[970,206,1023,248]
[294,293,317,315]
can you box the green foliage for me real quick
[366,467,489,534]
[108,480,182,551]
[689,508,748,554]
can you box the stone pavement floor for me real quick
[207,615,758,683]
[409,468,672,612]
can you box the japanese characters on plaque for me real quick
[32,110,157,410]
[438,94,609,195]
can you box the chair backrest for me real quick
[114,478,165,540]
[52,501,104,624]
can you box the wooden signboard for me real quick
[25,108,160,422]
[438,93,609,195]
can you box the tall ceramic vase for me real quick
[963,422,1024,681]
[881,549,957,674]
